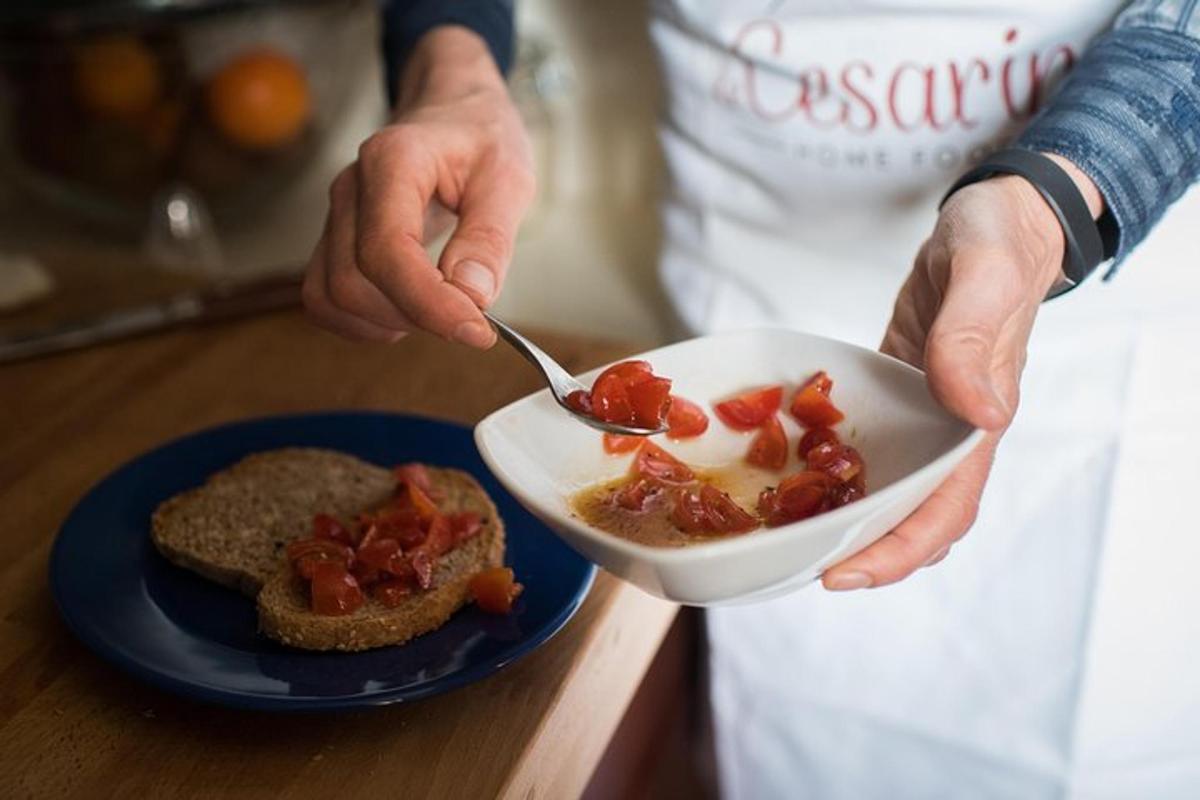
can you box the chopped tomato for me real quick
[373,578,414,608]
[790,372,844,428]
[469,567,524,614]
[745,416,788,470]
[671,484,759,535]
[565,389,592,415]
[625,376,673,430]
[666,395,709,440]
[714,386,784,431]
[309,561,365,615]
[830,477,866,508]
[355,519,380,551]
[286,538,354,580]
[372,510,427,549]
[349,561,382,589]
[417,514,456,559]
[447,512,484,544]
[803,370,833,395]
[355,537,406,575]
[613,477,662,511]
[396,480,439,524]
[603,433,643,454]
[595,360,654,384]
[392,462,433,493]
[592,361,672,429]
[757,471,834,527]
[797,427,840,458]
[805,442,864,482]
[590,361,648,424]
[576,360,674,430]
[634,441,694,483]
[312,513,354,546]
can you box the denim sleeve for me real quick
[381,0,515,105]
[1016,0,1200,272]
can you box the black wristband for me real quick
[940,149,1112,299]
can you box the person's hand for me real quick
[822,155,1104,591]
[302,26,535,348]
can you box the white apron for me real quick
[650,2,1200,797]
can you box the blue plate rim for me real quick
[49,410,597,712]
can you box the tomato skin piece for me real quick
[470,566,524,614]
[625,376,673,429]
[392,463,433,493]
[757,471,834,527]
[309,561,365,615]
[803,371,834,395]
[356,537,407,575]
[409,514,455,560]
[398,481,439,524]
[745,416,788,470]
[595,360,653,385]
[613,477,662,511]
[830,478,867,508]
[591,360,654,425]
[634,441,695,483]
[806,442,864,482]
[671,484,759,535]
[714,386,784,431]
[312,513,354,546]
[789,372,844,428]
[789,385,845,428]
[372,510,427,549]
[603,433,643,454]
[565,390,593,415]
[287,538,354,580]
[447,512,484,544]
[665,395,709,440]
[349,561,382,589]
[798,427,840,459]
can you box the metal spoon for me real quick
[484,311,667,436]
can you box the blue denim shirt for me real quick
[385,0,1200,273]
[1017,0,1200,272]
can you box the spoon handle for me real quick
[483,311,580,399]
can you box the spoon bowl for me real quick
[484,311,668,437]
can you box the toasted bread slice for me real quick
[151,448,394,597]
[258,468,505,651]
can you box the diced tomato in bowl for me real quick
[475,327,984,605]
[714,386,783,431]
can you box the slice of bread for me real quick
[151,448,395,597]
[257,468,505,652]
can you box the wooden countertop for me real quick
[0,311,679,799]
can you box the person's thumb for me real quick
[439,165,534,309]
[923,249,1024,431]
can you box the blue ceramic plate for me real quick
[50,412,595,711]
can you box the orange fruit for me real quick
[74,35,162,120]
[205,48,311,151]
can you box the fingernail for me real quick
[924,546,950,567]
[452,320,494,348]
[825,571,873,591]
[450,260,496,304]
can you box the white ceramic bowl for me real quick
[475,328,983,606]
